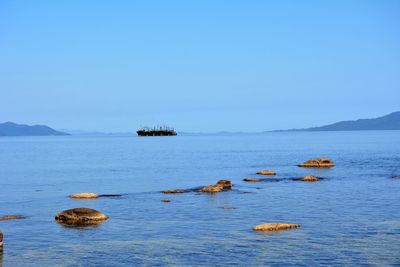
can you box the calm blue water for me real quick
[0,131,400,266]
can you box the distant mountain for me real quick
[277,111,400,132]
[0,122,69,136]
[59,129,134,136]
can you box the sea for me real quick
[0,131,399,266]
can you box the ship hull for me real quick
[137,130,177,136]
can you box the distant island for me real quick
[0,122,69,136]
[58,129,133,136]
[276,111,400,132]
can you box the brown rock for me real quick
[162,199,171,202]
[243,177,265,182]
[0,229,3,250]
[216,179,232,189]
[161,189,188,194]
[69,193,99,199]
[252,223,300,232]
[0,215,26,221]
[298,158,334,168]
[197,185,224,193]
[256,170,276,175]
[298,175,319,182]
[55,208,108,226]
[197,179,233,193]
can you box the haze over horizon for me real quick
[1,0,399,132]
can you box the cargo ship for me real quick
[137,126,177,136]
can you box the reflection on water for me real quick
[0,131,400,266]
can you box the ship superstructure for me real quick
[137,126,177,136]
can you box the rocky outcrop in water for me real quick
[252,223,300,232]
[297,175,319,182]
[216,180,232,189]
[70,193,99,199]
[0,229,3,251]
[162,199,171,202]
[298,158,334,168]
[0,215,26,221]
[256,170,276,175]
[197,185,224,193]
[197,179,232,193]
[161,189,188,194]
[55,208,108,226]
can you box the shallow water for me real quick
[0,131,400,266]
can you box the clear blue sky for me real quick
[1,0,399,132]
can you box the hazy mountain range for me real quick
[276,111,400,132]
[58,129,134,136]
[1,111,399,136]
[0,122,69,136]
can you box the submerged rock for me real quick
[70,193,99,199]
[252,223,300,232]
[0,215,26,221]
[55,208,108,226]
[197,179,233,193]
[298,158,334,168]
[243,177,266,182]
[98,194,123,198]
[161,189,188,194]
[162,199,171,203]
[70,193,123,199]
[297,175,319,182]
[256,170,276,175]
[0,229,3,251]
[221,205,237,210]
